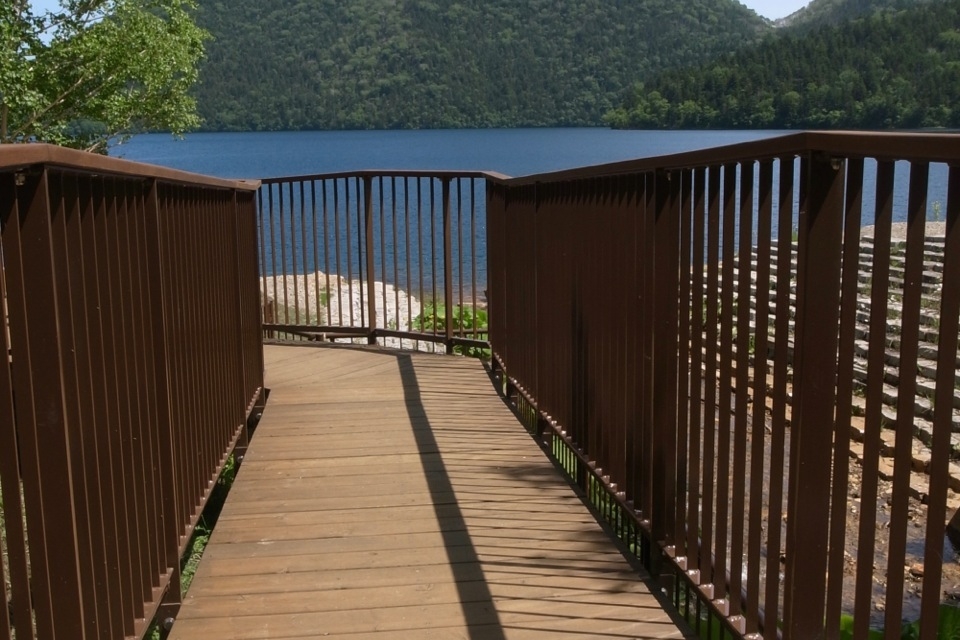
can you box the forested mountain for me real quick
[605,0,960,129]
[193,0,770,131]
[776,0,933,28]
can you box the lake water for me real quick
[115,129,949,289]
[115,127,949,225]
[113,128,785,180]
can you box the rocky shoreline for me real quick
[259,271,450,351]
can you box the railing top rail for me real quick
[259,168,511,184]
[0,142,260,190]
[489,130,960,186]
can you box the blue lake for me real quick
[113,128,785,179]
[115,129,950,289]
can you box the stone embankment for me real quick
[730,223,960,509]
[259,271,438,351]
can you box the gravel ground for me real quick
[860,221,947,239]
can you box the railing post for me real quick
[364,176,377,344]
[783,152,845,637]
[442,178,455,354]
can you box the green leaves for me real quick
[413,303,490,358]
[0,0,207,151]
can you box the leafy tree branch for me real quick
[0,0,207,151]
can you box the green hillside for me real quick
[193,0,770,131]
[776,0,934,28]
[605,0,960,129]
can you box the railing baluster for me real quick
[311,180,320,328]
[714,163,737,608]
[701,164,722,592]
[729,161,755,623]
[334,179,343,327]
[443,178,454,353]
[764,156,795,640]
[404,178,413,347]
[322,179,331,327]
[364,175,377,343]
[345,178,354,328]
[457,178,464,334]
[686,166,706,583]
[638,172,655,527]
[380,176,388,338]
[746,159,774,635]
[279,182,289,327]
[676,169,693,567]
[257,187,269,334]
[431,179,438,344]
[292,181,304,326]
[417,178,424,350]
[268,183,279,332]
[470,178,480,340]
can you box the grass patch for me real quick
[147,454,238,639]
[839,604,960,639]
[413,302,490,358]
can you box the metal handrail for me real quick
[488,130,960,639]
[0,146,264,640]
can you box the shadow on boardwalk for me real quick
[169,344,689,639]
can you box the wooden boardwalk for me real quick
[170,344,687,639]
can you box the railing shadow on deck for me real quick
[394,350,507,640]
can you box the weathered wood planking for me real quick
[170,344,687,639]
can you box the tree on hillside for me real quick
[605,0,960,130]
[0,0,207,152]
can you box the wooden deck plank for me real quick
[170,344,688,640]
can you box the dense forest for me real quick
[192,0,770,131]
[775,0,934,28]
[605,0,960,129]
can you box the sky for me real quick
[28,0,812,22]
[740,0,811,20]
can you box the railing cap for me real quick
[489,130,960,186]
[259,168,510,184]
[0,143,260,191]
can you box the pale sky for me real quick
[28,0,812,25]
[740,0,812,20]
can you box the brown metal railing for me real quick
[487,132,960,639]
[258,171,503,353]
[0,145,263,640]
